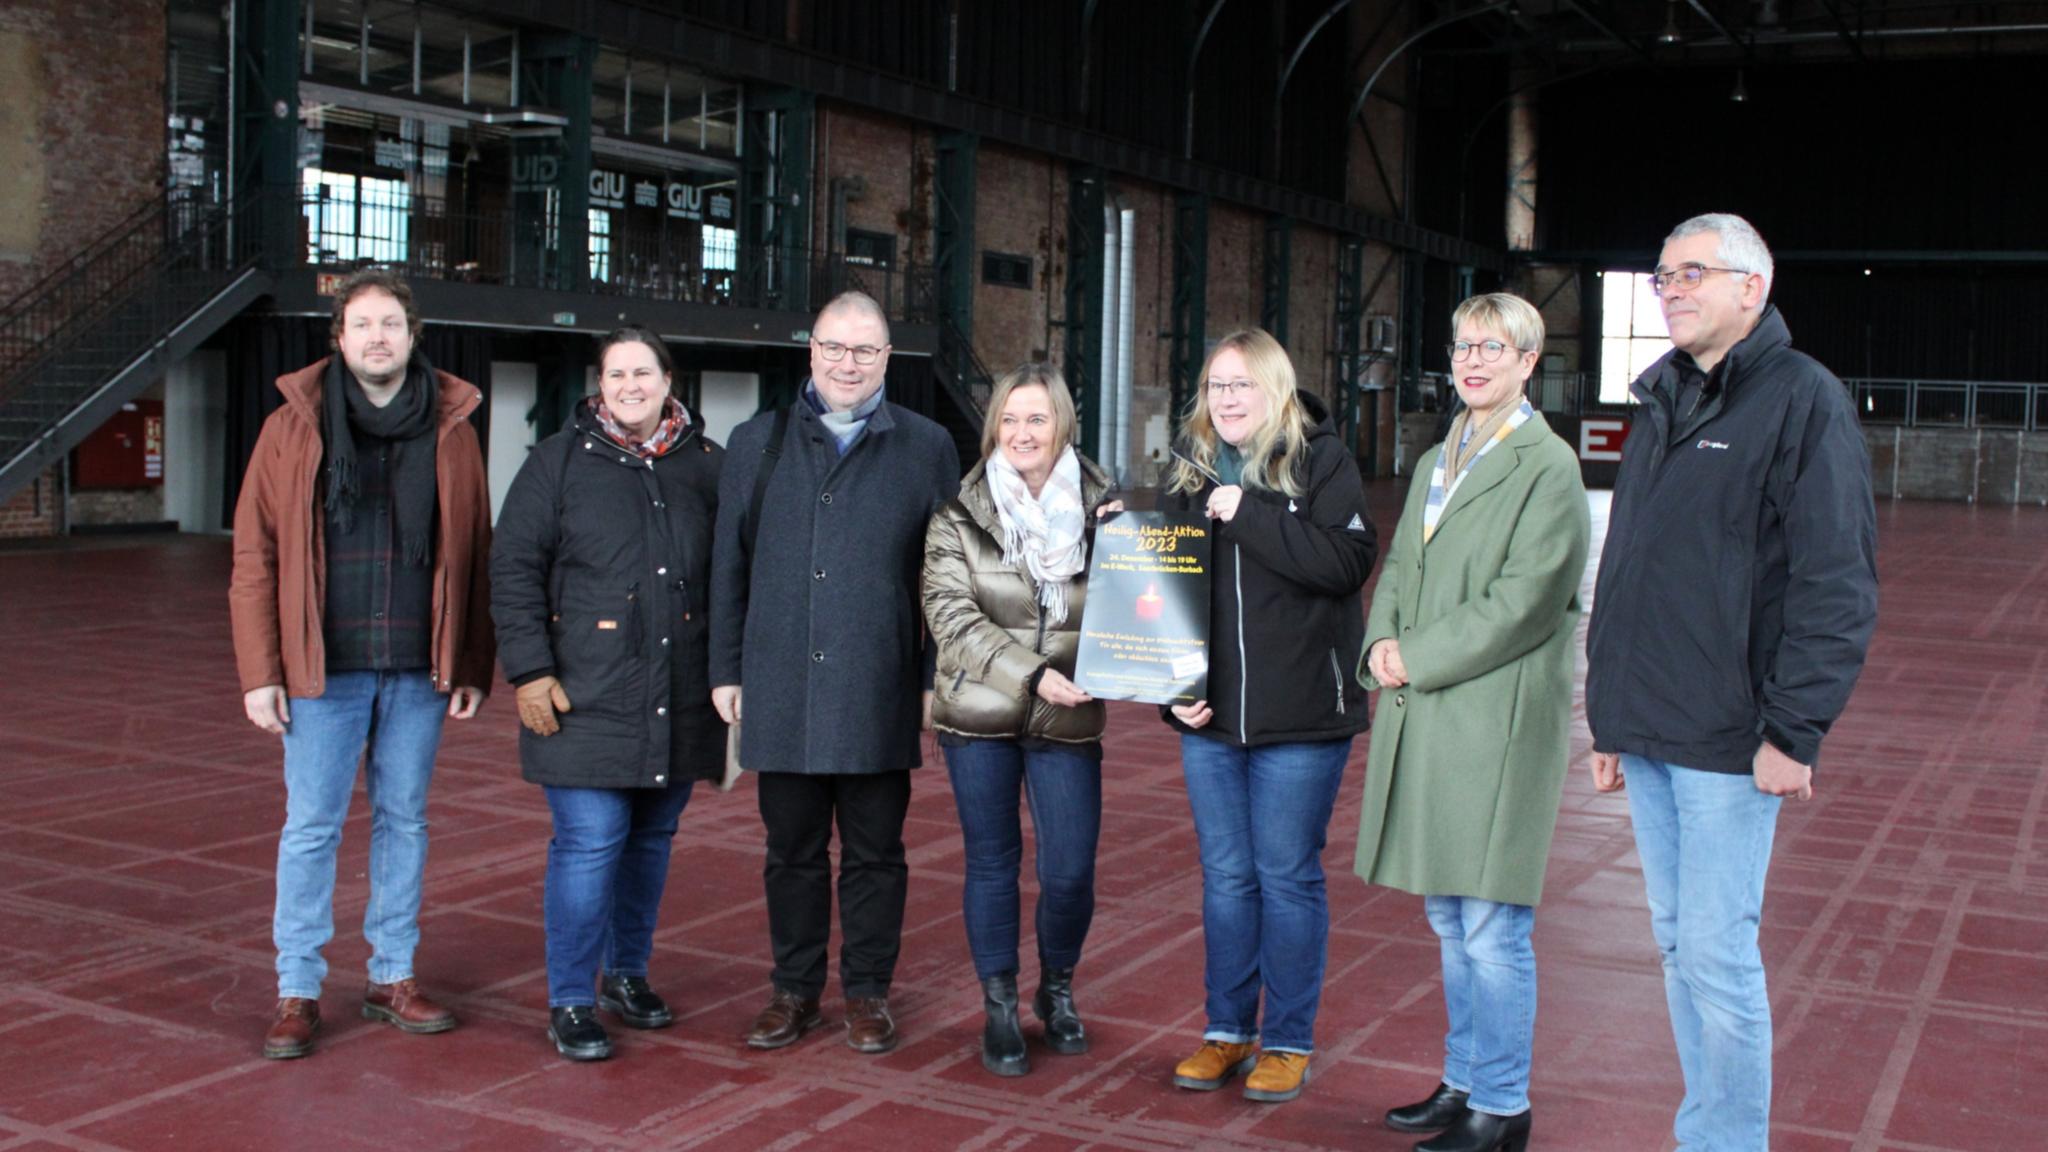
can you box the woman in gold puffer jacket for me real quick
[923,361,1117,1079]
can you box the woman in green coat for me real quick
[1355,293,1590,1152]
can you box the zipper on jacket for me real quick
[1329,648,1345,715]
[1234,543,1249,743]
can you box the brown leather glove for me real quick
[515,676,573,736]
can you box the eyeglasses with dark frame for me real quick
[1650,263,1754,296]
[1447,339,1533,364]
[813,339,887,366]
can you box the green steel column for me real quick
[1169,193,1209,436]
[741,86,815,313]
[1064,169,1105,458]
[1262,216,1291,343]
[1335,237,1364,447]
[933,132,978,339]
[512,34,594,294]
[235,0,300,261]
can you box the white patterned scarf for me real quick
[986,445,1089,626]
[1422,399,1533,544]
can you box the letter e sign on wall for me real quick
[1579,418,1629,462]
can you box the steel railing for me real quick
[293,188,943,327]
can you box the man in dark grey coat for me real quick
[710,291,960,1054]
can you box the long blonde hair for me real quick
[1167,328,1310,498]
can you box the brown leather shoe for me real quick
[1242,1050,1311,1102]
[361,978,457,1034]
[1172,1039,1258,1090]
[745,989,821,1049]
[844,996,897,1054]
[263,997,320,1059]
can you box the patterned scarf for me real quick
[985,445,1089,626]
[803,380,886,454]
[1422,399,1533,544]
[595,395,690,459]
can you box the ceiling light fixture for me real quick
[1730,67,1749,102]
[1657,1,1685,45]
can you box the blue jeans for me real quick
[944,739,1102,982]
[1624,755,1783,1152]
[274,670,447,998]
[1426,896,1536,1116]
[1180,734,1350,1055]
[543,782,696,1007]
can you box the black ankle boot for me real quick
[548,1005,612,1062]
[1414,1106,1530,1152]
[981,974,1029,1076]
[1385,1082,1471,1133]
[1032,966,1088,1055]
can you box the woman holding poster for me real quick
[1353,293,1589,1152]
[922,362,1119,1078]
[1159,328,1379,1104]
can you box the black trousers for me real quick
[756,770,912,1000]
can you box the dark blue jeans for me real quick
[543,782,695,1007]
[1180,734,1350,1055]
[944,739,1103,982]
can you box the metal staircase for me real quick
[0,194,273,505]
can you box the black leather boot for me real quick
[548,1005,612,1061]
[982,974,1029,1076]
[1414,1106,1530,1152]
[1032,966,1088,1055]
[1385,1082,1471,1133]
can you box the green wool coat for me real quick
[1353,413,1591,907]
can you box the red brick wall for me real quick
[0,466,62,539]
[0,0,166,303]
[972,143,1065,371]
[812,102,922,317]
[1205,205,1264,336]
[0,0,165,537]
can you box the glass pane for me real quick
[590,209,612,283]
[1601,271,1634,339]
[307,0,367,84]
[1628,336,1673,382]
[701,225,736,271]
[1630,273,1669,338]
[1599,337,1635,404]
[363,1,415,92]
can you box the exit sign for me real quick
[552,312,577,326]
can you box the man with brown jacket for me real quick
[229,269,495,1059]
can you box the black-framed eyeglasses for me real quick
[1447,340,1531,364]
[1206,378,1256,397]
[1650,263,1752,295]
[814,340,886,365]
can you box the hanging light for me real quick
[1657,1,1685,45]
[1730,67,1749,102]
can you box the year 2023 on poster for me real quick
[1073,511,1211,706]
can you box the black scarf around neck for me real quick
[322,352,441,568]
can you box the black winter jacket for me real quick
[1162,392,1379,747]
[490,405,727,789]
[1586,307,1878,773]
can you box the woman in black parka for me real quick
[490,326,725,1062]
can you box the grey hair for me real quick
[817,290,891,345]
[1665,213,1774,299]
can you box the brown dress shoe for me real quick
[264,997,321,1059]
[745,989,822,1049]
[361,978,457,1034]
[844,996,897,1054]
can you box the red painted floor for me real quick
[1,487,2043,1152]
